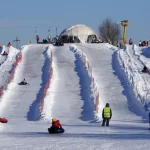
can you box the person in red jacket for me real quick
[36,35,40,43]
[51,118,57,128]
[52,119,62,128]
[7,42,11,47]
[2,51,8,55]
[55,120,62,128]
[48,118,64,133]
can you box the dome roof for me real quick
[59,24,98,43]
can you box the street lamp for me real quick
[117,20,129,46]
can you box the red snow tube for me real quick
[0,118,8,123]
[142,70,149,73]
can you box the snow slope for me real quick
[0,44,150,150]
[0,44,49,127]
[42,45,83,124]
[0,46,20,88]
[118,45,150,111]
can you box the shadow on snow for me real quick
[3,130,150,139]
[27,47,51,121]
[73,52,95,122]
[112,51,148,122]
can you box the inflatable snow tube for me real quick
[48,127,65,134]
[0,118,8,123]
[18,82,28,85]
[142,70,149,73]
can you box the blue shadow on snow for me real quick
[27,47,51,121]
[112,51,148,122]
[74,52,95,122]
[4,130,150,139]
[9,53,20,74]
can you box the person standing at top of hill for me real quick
[36,35,40,44]
[47,35,51,43]
[129,38,133,45]
[7,42,11,47]
[139,40,142,47]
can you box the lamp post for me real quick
[117,20,129,46]
[121,20,129,46]
[56,27,58,36]
[13,36,20,49]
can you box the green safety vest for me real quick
[104,107,111,118]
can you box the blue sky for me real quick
[0,0,150,46]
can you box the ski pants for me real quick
[102,118,110,126]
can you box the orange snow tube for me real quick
[0,118,8,123]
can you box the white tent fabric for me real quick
[59,24,98,43]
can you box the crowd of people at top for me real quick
[35,34,150,50]
[35,34,103,44]
[35,35,52,44]
[139,40,148,47]
[129,38,149,47]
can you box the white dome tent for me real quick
[59,24,98,43]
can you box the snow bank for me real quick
[118,45,150,111]
[0,46,21,96]
[141,46,150,58]
[40,45,53,115]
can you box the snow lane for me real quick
[0,44,48,129]
[118,45,150,114]
[75,43,147,123]
[0,46,20,88]
[73,51,95,121]
[50,45,83,124]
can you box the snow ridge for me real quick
[70,45,100,120]
[118,45,150,111]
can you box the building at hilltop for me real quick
[59,24,99,43]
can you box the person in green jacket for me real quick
[56,36,59,41]
[102,103,112,127]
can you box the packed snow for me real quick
[0,46,20,89]
[118,45,150,111]
[0,43,150,150]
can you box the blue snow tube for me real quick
[48,127,65,134]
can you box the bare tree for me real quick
[99,18,121,45]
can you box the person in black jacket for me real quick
[18,79,27,85]
[142,66,149,73]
